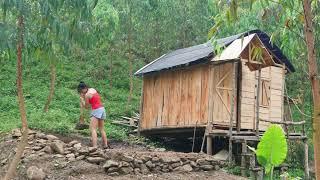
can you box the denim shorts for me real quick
[91,107,106,120]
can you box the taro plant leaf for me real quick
[247,145,256,153]
[256,124,288,174]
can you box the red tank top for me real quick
[88,93,103,110]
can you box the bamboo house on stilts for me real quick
[135,29,309,178]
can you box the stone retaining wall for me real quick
[9,129,226,178]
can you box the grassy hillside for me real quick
[0,51,144,140]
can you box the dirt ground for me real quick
[0,132,246,180]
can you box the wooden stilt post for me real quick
[256,67,261,135]
[200,129,206,153]
[241,140,247,176]
[192,121,197,152]
[236,62,241,133]
[249,154,256,178]
[229,61,237,165]
[207,136,213,155]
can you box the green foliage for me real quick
[225,166,242,176]
[0,2,315,169]
[284,168,304,180]
[250,46,263,62]
[258,125,287,173]
[249,125,288,178]
[0,50,140,140]
[209,0,316,172]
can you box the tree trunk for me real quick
[182,0,187,48]
[126,0,133,112]
[4,15,29,180]
[43,63,56,112]
[302,0,320,178]
[109,48,113,90]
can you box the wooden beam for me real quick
[259,118,305,125]
[236,62,242,132]
[216,87,233,91]
[121,116,138,122]
[111,121,137,128]
[287,136,308,140]
[256,68,261,135]
[229,62,237,165]
[231,136,260,141]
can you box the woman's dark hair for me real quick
[77,81,88,93]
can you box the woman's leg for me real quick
[90,117,99,147]
[98,120,108,147]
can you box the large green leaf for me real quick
[256,124,288,174]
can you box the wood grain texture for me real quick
[240,61,284,131]
[140,60,285,132]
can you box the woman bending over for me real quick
[78,82,109,148]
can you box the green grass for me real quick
[225,165,305,179]
[0,53,143,141]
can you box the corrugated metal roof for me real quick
[135,29,295,76]
[134,42,213,76]
[213,34,256,61]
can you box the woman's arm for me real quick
[84,93,92,109]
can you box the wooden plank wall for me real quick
[209,63,237,127]
[240,61,284,131]
[141,61,283,132]
[269,67,283,123]
[141,65,210,130]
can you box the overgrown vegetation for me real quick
[0,0,213,138]
[0,54,139,140]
